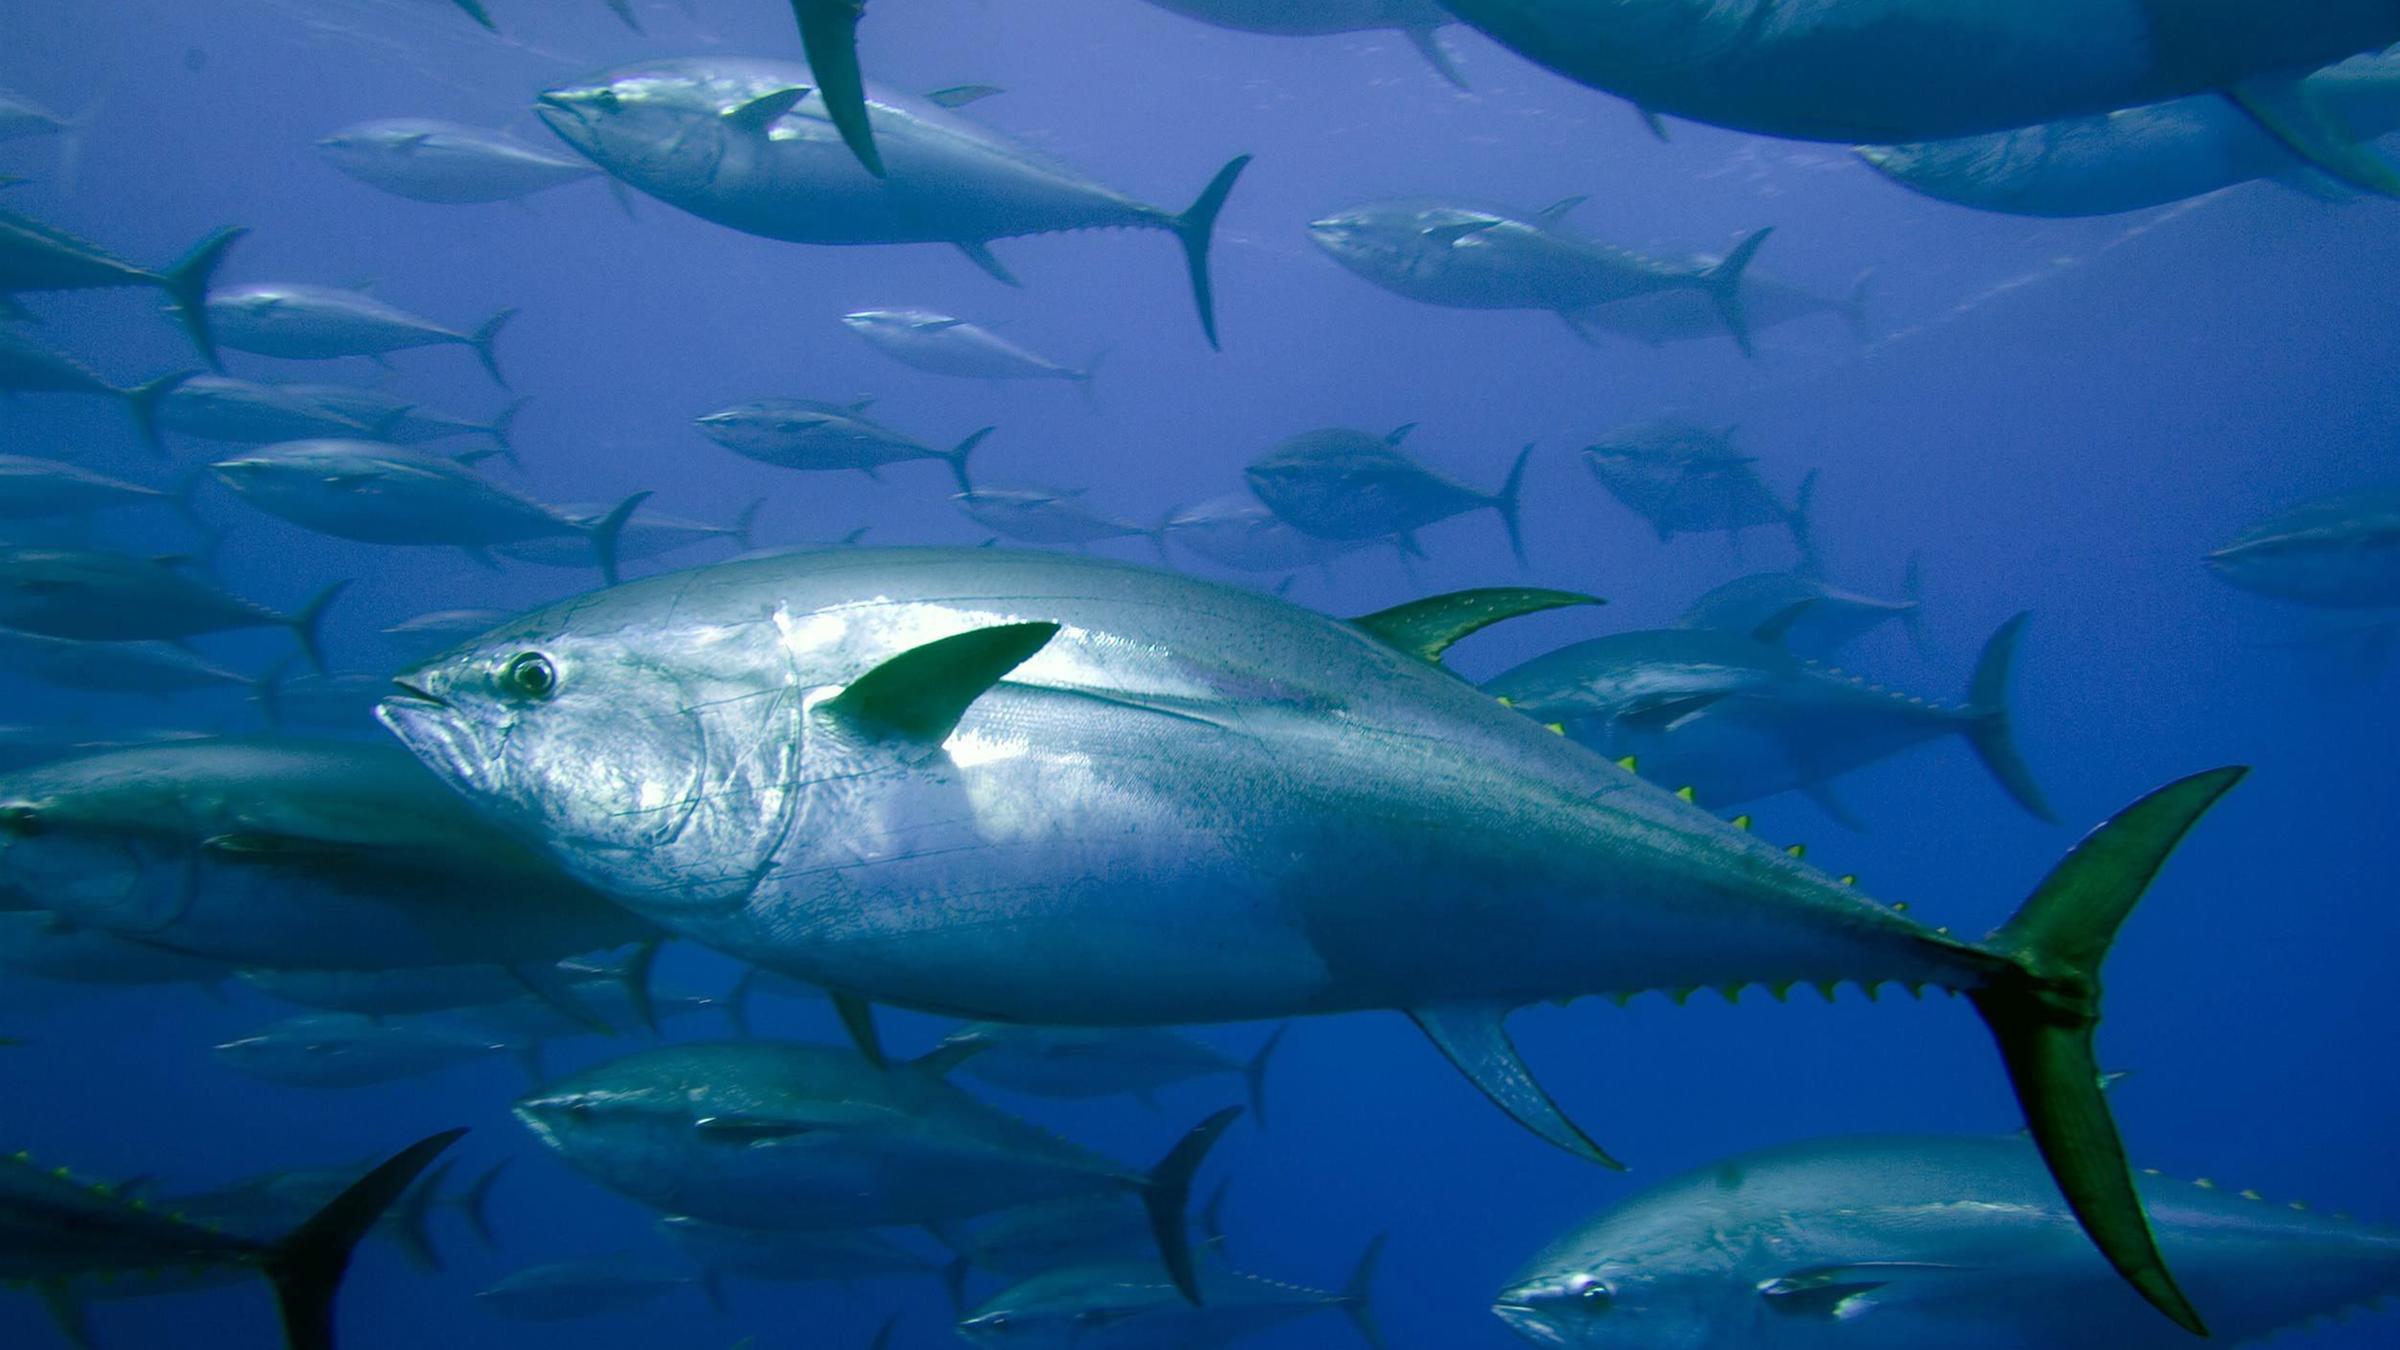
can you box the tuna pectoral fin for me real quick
[822,622,1062,747]
[1969,766,2247,1339]
[1138,1105,1244,1305]
[1242,1024,1286,1128]
[2229,79,2400,200]
[791,0,882,177]
[1171,155,1255,351]
[158,226,244,369]
[1618,693,1725,734]
[1963,612,2056,824]
[449,0,496,30]
[1699,226,1774,359]
[36,1284,92,1350]
[1406,27,1469,90]
[266,1128,466,1350]
[722,86,809,134]
[1350,587,1603,665]
[954,240,1020,287]
[833,990,886,1067]
[1759,1262,1975,1319]
[505,961,614,1035]
[1409,1005,1623,1168]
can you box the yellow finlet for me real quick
[1543,722,1565,736]
[1675,785,1695,802]
[1840,874,1858,886]
[1616,755,1637,773]
[1784,842,1805,858]
[1731,814,1752,830]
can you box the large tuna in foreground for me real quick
[381,547,2242,1334]
[1437,0,2400,195]
[1495,1133,2400,1349]
[532,59,1249,347]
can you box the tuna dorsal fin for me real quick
[722,86,809,134]
[1351,588,1603,665]
[1408,1004,1622,1168]
[823,623,1060,746]
[954,240,1021,287]
[1534,194,1587,227]
[1383,422,1417,447]
[926,83,1004,108]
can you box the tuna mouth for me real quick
[1491,1301,1569,1346]
[384,679,450,711]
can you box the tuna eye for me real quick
[499,652,559,702]
[0,804,39,836]
[594,88,622,112]
[1579,1282,1614,1309]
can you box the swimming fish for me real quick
[212,1010,531,1089]
[0,548,343,669]
[954,487,1163,549]
[1137,0,1466,87]
[698,398,990,489]
[379,546,2244,1332]
[842,309,1095,387]
[1582,422,1814,557]
[1675,561,1924,659]
[0,329,188,452]
[958,1237,1384,1349]
[0,455,181,521]
[206,283,515,387]
[1247,426,1529,562]
[0,209,240,362]
[534,59,1249,347]
[940,1024,1285,1120]
[2206,486,2400,610]
[316,119,604,205]
[1495,1132,2400,1348]
[154,373,386,445]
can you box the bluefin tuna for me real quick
[1137,0,1466,86]
[1162,494,1363,575]
[0,455,180,520]
[842,309,1096,387]
[2206,487,2400,609]
[533,59,1250,347]
[1247,426,1530,561]
[0,87,86,186]
[475,1257,718,1321]
[660,1216,954,1289]
[378,547,2245,1332]
[510,1040,1239,1299]
[0,738,657,973]
[1676,561,1924,659]
[0,1129,461,1350]
[1858,52,2400,217]
[1487,613,2053,826]
[281,384,525,457]
[1308,199,1772,353]
[0,626,251,697]
[1574,256,1872,352]
[212,1010,532,1089]
[206,283,515,387]
[699,398,990,489]
[316,119,604,204]
[0,907,230,988]
[955,487,1164,550]
[1583,422,1814,556]
[497,498,761,570]
[942,1024,1284,1120]
[956,1194,1169,1279]
[1494,1133,2400,1349]
[958,1237,1383,1349]
[162,1155,491,1276]
[209,440,648,584]
[1437,0,2400,198]
[156,373,385,445]
[382,607,512,655]
[0,548,343,669]
[0,209,239,362]
[0,329,189,452]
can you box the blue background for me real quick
[1,1,2395,1346]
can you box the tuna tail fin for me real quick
[1494,444,1533,568]
[1900,552,1931,658]
[452,1160,506,1249]
[589,490,652,586]
[1700,226,1773,359]
[288,579,350,676]
[1405,27,1468,90]
[386,1158,451,1274]
[123,370,195,456]
[486,396,530,465]
[1968,767,2245,1339]
[1073,346,1109,407]
[792,0,883,177]
[944,426,995,493]
[449,0,497,30]
[264,1128,467,1350]
[469,307,515,389]
[1138,1105,1244,1305]
[618,938,665,1034]
[726,968,758,1037]
[35,1283,91,1350]
[1241,1024,1286,1129]
[1788,468,1819,571]
[1340,1233,1389,1350]
[730,496,768,553]
[158,226,244,369]
[1845,268,1876,344]
[869,1313,900,1350]
[1170,154,1254,351]
[1963,612,2055,823]
[601,0,644,32]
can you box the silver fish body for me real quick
[2206,487,2400,609]
[841,309,1092,384]
[317,119,599,204]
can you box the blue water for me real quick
[3,1,2397,1347]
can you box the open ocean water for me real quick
[2,2,2396,1348]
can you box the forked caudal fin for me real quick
[1138,1105,1243,1305]
[944,426,995,493]
[1969,766,2247,1338]
[1963,611,2056,824]
[1493,444,1534,568]
[157,226,244,369]
[469,307,516,389]
[1172,155,1253,351]
[1342,1232,1390,1350]
[587,491,652,588]
[1700,226,1773,359]
[265,1127,467,1350]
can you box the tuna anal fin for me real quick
[1351,587,1603,665]
[822,622,1061,747]
[954,240,1020,287]
[2228,78,2400,200]
[1409,1004,1622,1168]
[1799,780,1868,833]
[832,990,886,1067]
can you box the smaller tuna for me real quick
[954,488,1165,551]
[0,1128,463,1350]
[213,1010,532,1089]
[0,548,343,670]
[2206,487,2400,610]
[497,498,761,570]
[316,119,605,205]
[0,626,251,697]
[1676,559,1924,658]
[1583,421,1814,558]
[0,209,241,362]
[0,455,182,521]
[1162,494,1364,576]
[698,398,991,490]
[155,373,385,445]
[0,329,189,452]
[206,283,515,387]
[660,1217,955,1290]
[475,1257,719,1321]
[959,1235,1385,1349]
[842,309,1097,389]
[1246,425,1530,563]
[941,1023,1285,1121]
